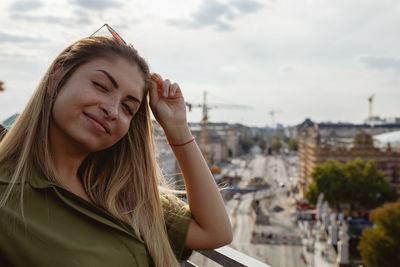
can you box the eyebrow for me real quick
[96,69,141,105]
[127,95,141,105]
[96,69,119,88]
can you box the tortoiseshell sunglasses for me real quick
[90,24,126,45]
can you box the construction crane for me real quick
[268,109,281,129]
[368,94,375,127]
[186,91,250,167]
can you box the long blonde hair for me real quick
[0,36,180,266]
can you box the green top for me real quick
[0,164,192,266]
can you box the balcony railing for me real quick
[182,246,271,267]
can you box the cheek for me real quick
[114,120,131,141]
[52,94,80,122]
[52,97,68,125]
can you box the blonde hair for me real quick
[0,36,180,266]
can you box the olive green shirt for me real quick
[0,164,192,266]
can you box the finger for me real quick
[162,79,171,98]
[149,79,160,106]
[151,73,163,90]
[170,82,179,97]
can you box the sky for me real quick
[0,0,399,127]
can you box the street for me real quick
[189,148,308,267]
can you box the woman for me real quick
[0,28,232,266]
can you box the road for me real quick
[189,150,307,266]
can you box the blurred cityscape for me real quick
[152,109,400,266]
[1,100,399,267]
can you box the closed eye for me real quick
[122,103,134,116]
[92,81,108,91]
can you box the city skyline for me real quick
[1,0,400,127]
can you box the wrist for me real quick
[168,137,195,147]
[163,124,193,145]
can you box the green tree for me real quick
[270,137,282,154]
[342,159,397,211]
[305,181,319,205]
[358,202,400,267]
[258,140,267,153]
[239,136,254,154]
[305,159,397,212]
[288,138,298,151]
[306,160,347,211]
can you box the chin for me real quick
[76,137,113,153]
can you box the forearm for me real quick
[165,125,232,243]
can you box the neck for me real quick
[49,122,89,187]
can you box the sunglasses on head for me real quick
[90,24,126,45]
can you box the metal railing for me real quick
[182,246,271,267]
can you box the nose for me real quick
[99,101,118,120]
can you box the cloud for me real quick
[10,9,93,25]
[358,56,400,70]
[73,9,92,24]
[9,0,43,12]
[0,31,43,43]
[230,0,264,14]
[168,0,265,31]
[169,0,234,31]
[279,65,295,73]
[10,13,70,24]
[68,0,122,11]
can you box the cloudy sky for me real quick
[0,0,399,127]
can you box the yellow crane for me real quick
[186,91,250,168]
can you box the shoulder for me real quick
[160,194,193,261]
[160,194,191,224]
[160,194,191,233]
[160,194,188,213]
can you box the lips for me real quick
[83,112,111,134]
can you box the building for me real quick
[374,130,400,152]
[298,119,400,197]
[188,122,247,166]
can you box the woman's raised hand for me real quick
[149,73,188,131]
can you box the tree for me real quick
[305,181,319,205]
[305,159,397,212]
[342,159,397,211]
[358,202,400,267]
[270,137,282,154]
[258,140,267,153]
[288,138,298,151]
[0,81,4,91]
[306,160,347,211]
[239,136,254,154]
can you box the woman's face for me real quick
[50,57,146,153]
